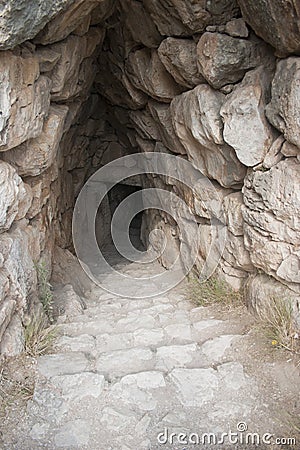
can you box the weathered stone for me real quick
[266,58,300,148]
[2,105,68,177]
[52,284,85,322]
[0,0,74,50]
[221,67,277,166]
[90,0,116,25]
[37,352,91,378]
[96,347,154,378]
[50,372,105,401]
[55,420,91,447]
[171,85,246,187]
[281,141,300,158]
[0,52,51,152]
[243,159,300,289]
[222,192,244,236]
[262,135,284,169]
[35,48,61,73]
[158,38,205,89]
[225,18,249,38]
[142,0,239,36]
[245,274,300,326]
[121,0,162,48]
[200,335,237,362]
[35,0,108,45]
[169,368,219,407]
[50,29,105,101]
[0,162,32,233]
[95,52,148,110]
[156,343,197,371]
[148,101,186,155]
[0,314,24,356]
[197,32,271,89]
[238,0,300,57]
[126,49,184,103]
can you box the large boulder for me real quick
[243,158,300,292]
[197,32,272,89]
[171,85,246,188]
[0,162,32,233]
[221,67,278,167]
[238,0,300,57]
[142,0,239,36]
[126,48,184,103]
[0,0,74,50]
[2,105,69,177]
[266,58,300,148]
[158,38,205,89]
[0,51,51,151]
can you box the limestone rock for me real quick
[35,0,109,45]
[0,0,74,50]
[129,109,161,141]
[142,0,239,36]
[95,52,148,110]
[2,106,68,177]
[245,274,300,326]
[221,67,278,167]
[90,0,116,25]
[0,162,32,233]
[243,159,300,289]
[158,38,205,89]
[225,18,249,38]
[0,315,24,356]
[121,0,162,48]
[126,48,184,103]
[238,0,300,57]
[52,284,86,322]
[197,32,271,89]
[266,58,300,148]
[0,52,51,151]
[148,101,186,155]
[49,29,105,101]
[171,85,246,188]
[222,192,244,236]
[35,48,61,73]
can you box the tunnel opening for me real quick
[0,0,299,356]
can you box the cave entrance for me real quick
[96,183,145,267]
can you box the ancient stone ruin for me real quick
[0,0,300,355]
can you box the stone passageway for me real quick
[2,254,299,449]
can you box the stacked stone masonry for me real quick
[0,0,299,355]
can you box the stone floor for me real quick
[2,256,300,449]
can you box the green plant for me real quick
[35,261,54,322]
[257,296,299,353]
[187,273,243,308]
[24,314,57,357]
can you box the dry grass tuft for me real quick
[24,314,57,357]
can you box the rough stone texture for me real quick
[266,58,300,148]
[158,38,205,89]
[171,84,246,188]
[2,105,68,177]
[0,0,299,354]
[121,0,162,49]
[221,67,278,166]
[238,0,300,57]
[0,0,74,50]
[0,162,32,233]
[126,48,184,103]
[197,32,272,89]
[0,51,51,152]
[246,274,300,327]
[243,159,300,291]
[142,0,240,36]
[34,0,111,45]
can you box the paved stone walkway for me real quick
[5,257,299,449]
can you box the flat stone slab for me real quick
[155,343,198,371]
[200,335,239,362]
[96,347,154,378]
[168,368,219,407]
[50,372,105,402]
[37,352,91,378]
[54,419,91,447]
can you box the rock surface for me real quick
[238,0,300,56]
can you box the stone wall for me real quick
[0,0,299,354]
